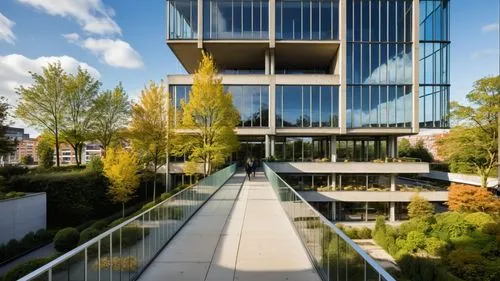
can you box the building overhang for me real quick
[266,162,430,174]
[298,191,449,202]
[275,41,340,71]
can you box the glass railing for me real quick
[19,164,236,281]
[263,163,396,281]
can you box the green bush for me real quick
[400,217,436,237]
[167,206,184,220]
[85,156,103,175]
[397,255,463,281]
[464,212,495,228]
[0,166,28,180]
[3,254,58,281]
[432,212,475,239]
[53,228,80,253]
[408,194,435,219]
[357,227,372,239]
[397,231,426,253]
[79,228,100,244]
[425,237,448,256]
[447,249,489,281]
[482,222,500,235]
[160,192,171,201]
[0,229,53,264]
[91,219,109,231]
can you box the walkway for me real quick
[138,172,321,281]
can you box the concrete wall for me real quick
[0,193,46,244]
[266,161,430,174]
[422,171,497,188]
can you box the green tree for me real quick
[129,81,171,201]
[437,76,499,188]
[61,67,101,167]
[0,97,17,157]
[398,138,412,158]
[103,147,140,217]
[90,84,130,155]
[398,139,434,162]
[36,134,54,168]
[172,52,239,176]
[408,194,435,219]
[20,155,34,165]
[15,62,66,166]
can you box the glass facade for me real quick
[170,85,269,128]
[168,0,198,39]
[274,137,331,161]
[225,85,269,127]
[203,0,269,39]
[276,85,339,128]
[346,0,413,128]
[419,0,450,128]
[336,137,388,161]
[276,0,339,40]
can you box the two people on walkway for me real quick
[245,158,257,180]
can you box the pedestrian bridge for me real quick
[19,164,395,281]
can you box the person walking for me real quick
[251,157,257,177]
[245,158,252,181]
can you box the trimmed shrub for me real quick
[160,192,171,201]
[408,194,435,219]
[464,212,495,228]
[79,228,100,244]
[397,255,463,281]
[396,231,426,253]
[432,212,474,239]
[3,255,58,281]
[86,156,103,175]
[400,217,436,237]
[0,166,28,180]
[482,222,500,235]
[53,228,80,253]
[91,219,109,231]
[357,227,372,239]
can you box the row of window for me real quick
[169,0,340,40]
[170,84,448,129]
[347,0,412,43]
[347,43,413,85]
[346,85,413,128]
[276,85,340,128]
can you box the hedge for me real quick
[0,229,54,265]
[2,254,59,281]
[53,228,79,253]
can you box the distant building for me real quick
[399,129,449,161]
[18,137,39,163]
[1,127,31,165]
[56,142,104,165]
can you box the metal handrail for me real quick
[263,162,396,281]
[19,164,236,281]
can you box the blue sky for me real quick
[0,0,498,136]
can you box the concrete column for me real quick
[412,0,420,133]
[269,78,276,134]
[269,0,276,48]
[265,49,270,75]
[387,136,397,158]
[390,202,396,222]
[270,135,275,156]
[197,0,203,49]
[331,173,336,190]
[339,0,347,134]
[390,174,396,191]
[270,49,275,75]
[265,135,270,158]
[330,135,337,162]
[332,201,337,221]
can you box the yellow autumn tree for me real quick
[172,52,239,176]
[103,147,140,217]
[129,80,172,201]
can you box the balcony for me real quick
[265,161,430,174]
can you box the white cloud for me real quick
[471,48,499,59]
[16,0,121,35]
[0,12,16,44]
[66,36,144,69]
[481,22,499,34]
[364,52,413,84]
[0,54,100,104]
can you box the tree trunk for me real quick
[153,166,157,202]
[55,132,60,167]
[72,144,80,167]
[480,172,488,189]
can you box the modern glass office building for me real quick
[166,0,450,222]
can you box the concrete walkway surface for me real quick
[138,172,321,281]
